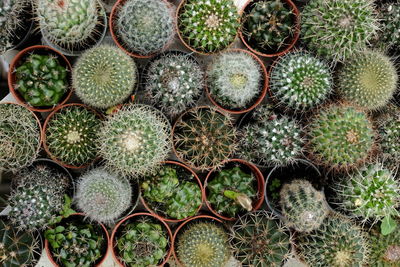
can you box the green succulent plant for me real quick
[370,225,400,267]
[114,0,174,56]
[270,51,332,111]
[377,108,400,169]
[165,181,201,220]
[206,50,263,110]
[229,211,292,267]
[0,103,41,172]
[73,45,137,109]
[99,104,171,178]
[377,3,400,50]
[178,0,240,54]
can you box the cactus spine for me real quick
[377,108,400,169]
[370,226,400,267]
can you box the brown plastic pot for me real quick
[8,45,73,113]
[239,0,300,58]
[42,103,103,169]
[140,160,204,223]
[109,0,175,58]
[205,48,269,114]
[204,159,265,221]
[110,212,173,267]
[45,213,110,267]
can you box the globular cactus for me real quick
[45,105,101,167]
[144,52,204,117]
[238,105,304,167]
[296,215,370,267]
[75,168,132,224]
[8,164,70,231]
[243,0,297,53]
[206,50,263,110]
[176,222,231,267]
[0,103,41,172]
[73,45,137,109]
[229,211,292,267]
[337,51,398,110]
[99,104,171,178]
[0,219,42,267]
[173,107,236,171]
[36,0,102,50]
[370,226,400,267]
[377,3,400,50]
[301,0,378,62]
[377,108,400,169]
[279,179,330,233]
[114,0,174,56]
[178,0,240,54]
[270,51,332,112]
[307,104,375,171]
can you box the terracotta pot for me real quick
[42,103,103,169]
[205,48,269,114]
[45,213,110,267]
[239,0,300,58]
[8,45,73,113]
[110,212,173,266]
[109,0,175,58]
[204,159,265,221]
[140,160,204,223]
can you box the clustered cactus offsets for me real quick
[114,0,174,56]
[173,107,236,171]
[99,104,171,178]
[144,52,204,117]
[377,108,400,169]
[377,3,400,50]
[45,105,101,167]
[206,50,263,110]
[73,45,137,109]
[370,226,400,267]
[178,0,240,54]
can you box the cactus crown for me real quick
[270,51,332,112]
[99,104,171,178]
[280,179,330,232]
[45,105,101,167]
[73,45,137,109]
[206,50,263,110]
[229,211,292,267]
[0,103,41,172]
[115,0,174,56]
[173,107,236,171]
[370,226,400,267]
[75,168,132,224]
[178,0,240,53]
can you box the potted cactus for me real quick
[369,224,400,266]
[204,159,265,220]
[140,161,203,222]
[111,212,172,266]
[377,106,400,170]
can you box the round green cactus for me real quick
[75,168,132,224]
[377,3,400,50]
[45,105,101,167]
[178,0,240,53]
[270,51,332,111]
[307,104,375,170]
[144,52,204,117]
[370,226,400,267]
[206,50,263,110]
[338,51,398,110]
[377,108,400,169]
[280,179,330,233]
[229,211,292,267]
[301,0,378,62]
[73,45,137,109]
[99,104,171,178]
[114,0,174,56]
[176,221,231,267]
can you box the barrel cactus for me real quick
[377,3,400,50]
[178,0,240,54]
[144,52,204,117]
[280,180,330,232]
[206,50,263,110]
[0,103,41,172]
[45,105,101,167]
[114,0,174,56]
[377,108,400,169]
[301,0,378,62]
[73,45,137,109]
[270,51,332,111]
[75,168,132,224]
[370,226,400,267]
[99,104,171,178]
[229,211,292,267]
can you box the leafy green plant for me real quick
[370,225,400,266]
